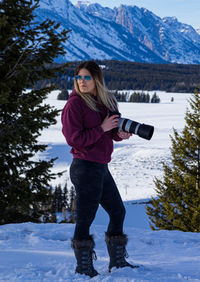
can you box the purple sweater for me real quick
[61,89,122,164]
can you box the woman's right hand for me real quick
[101,114,119,132]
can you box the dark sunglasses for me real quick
[75,75,92,81]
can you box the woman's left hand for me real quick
[118,131,132,139]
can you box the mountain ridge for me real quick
[35,0,200,64]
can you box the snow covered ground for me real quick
[39,90,191,201]
[1,90,200,281]
[1,217,200,281]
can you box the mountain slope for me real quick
[35,0,200,64]
[81,3,200,64]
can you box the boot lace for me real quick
[81,249,97,272]
[116,245,129,266]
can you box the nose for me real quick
[80,78,87,83]
[80,79,86,84]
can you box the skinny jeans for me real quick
[70,158,126,240]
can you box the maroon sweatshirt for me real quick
[61,89,122,164]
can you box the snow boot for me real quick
[105,232,137,272]
[71,235,99,278]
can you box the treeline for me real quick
[114,91,160,103]
[42,184,76,224]
[35,60,200,93]
[57,89,160,103]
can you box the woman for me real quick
[61,61,136,277]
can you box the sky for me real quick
[70,0,200,29]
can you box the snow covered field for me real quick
[1,220,200,281]
[39,90,192,201]
[1,91,200,281]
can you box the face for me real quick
[76,68,96,95]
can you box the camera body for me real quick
[110,111,154,141]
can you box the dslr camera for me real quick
[110,111,154,140]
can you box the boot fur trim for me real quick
[71,235,95,249]
[105,232,128,246]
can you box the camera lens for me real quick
[109,111,154,140]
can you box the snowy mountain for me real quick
[35,0,200,64]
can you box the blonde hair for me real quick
[74,61,118,112]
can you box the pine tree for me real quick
[146,93,150,103]
[52,185,63,212]
[57,89,69,100]
[151,92,160,103]
[62,183,69,209]
[69,186,76,223]
[40,186,55,223]
[146,91,200,231]
[0,0,70,224]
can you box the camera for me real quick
[110,111,154,140]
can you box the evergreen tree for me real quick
[146,93,150,103]
[121,92,127,102]
[0,0,70,224]
[40,186,55,223]
[69,186,76,223]
[57,89,69,100]
[62,183,69,209]
[151,92,160,103]
[52,185,63,212]
[128,93,134,102]
[146,91,200,232]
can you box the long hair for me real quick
[74,61,118,112]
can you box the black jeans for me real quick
[70,158,126,240]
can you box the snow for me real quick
[1,218,200,281]
[76,1,91,7]
[36,0,200,64]
[1,90,200,281]
[39,90,191,200]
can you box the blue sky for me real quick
[71,0,200,29]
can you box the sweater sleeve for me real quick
[61,100,104,149]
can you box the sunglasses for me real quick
[75,75,92,81]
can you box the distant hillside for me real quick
[35,61,200,93]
